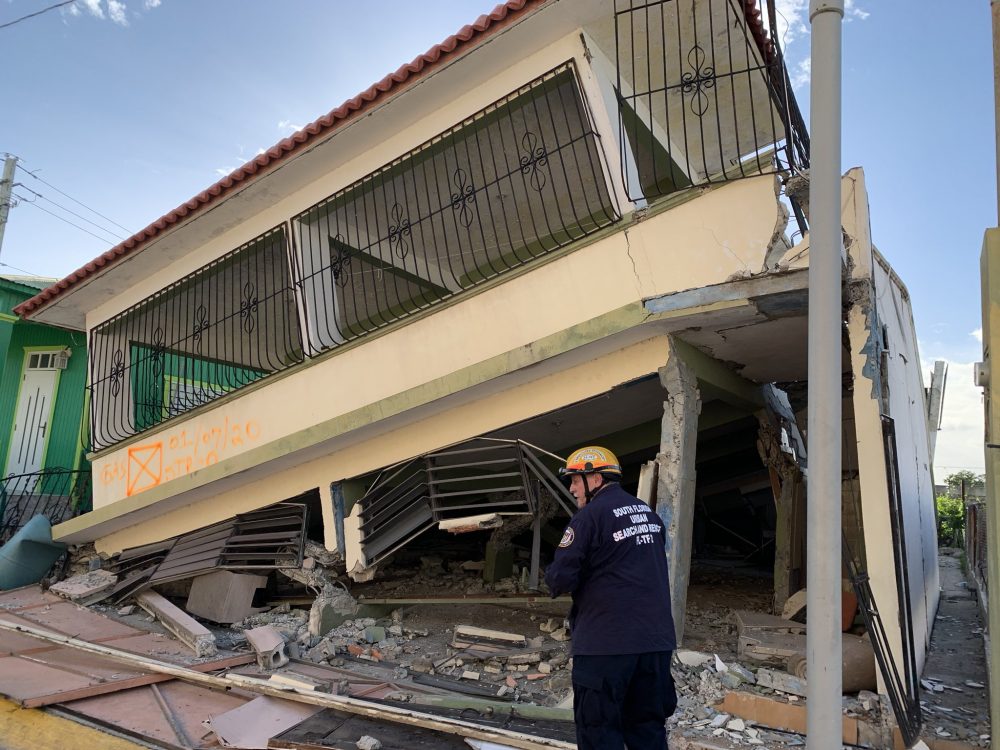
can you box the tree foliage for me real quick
[944,470,984,498]
[936,494,965,547]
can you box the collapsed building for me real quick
[10,0,943,743]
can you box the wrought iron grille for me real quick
[88,226,304,450]
[614,0,809,203]
[291,62,619,352]
[0,468,92,544]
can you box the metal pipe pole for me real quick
[992,0,1000,223]
[807,1,844,748]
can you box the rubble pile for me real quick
[361,554,546,597]
[229,596,577,706]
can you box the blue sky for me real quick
[0,0,994,478]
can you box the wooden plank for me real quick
[20,652,254,707]
[453,625,527,647]
[0,618,574,750]
[720,691,859,745]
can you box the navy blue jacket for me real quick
[545,482,676,656]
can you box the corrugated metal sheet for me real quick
[0,587,253,708]
[109,502,307,601]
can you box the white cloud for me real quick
[790,58,811,90]
[67,3,81,16]
[278,120,303,133]
[927,359,986,479]
[845,0,870,21]
[972,328,983,343]
[79,0,104,19]
[144,0,161,8]
[107,0,128,26]
[768,0,808,47]
[765,0,869,49]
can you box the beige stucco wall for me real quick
[86,31,625,331]
[95,333,671,554]
[89,174,780,517]
[846,167,936,683]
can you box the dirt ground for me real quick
[918,548,990,747]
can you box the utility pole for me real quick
[0,154,17,258]
[993,0,1000,223]
[807,1,844,749]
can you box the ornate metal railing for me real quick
[88,226,304,450]
[87,64,619,450]
[0,468,92,544]
[290,62,619,352]
[614,0,809,211]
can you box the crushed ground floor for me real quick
[0,528,986,750]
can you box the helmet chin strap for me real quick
[584,473,597,504]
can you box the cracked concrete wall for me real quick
[846,168,937,684]
[655,337,701,645]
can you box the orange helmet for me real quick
[559,446,622,479]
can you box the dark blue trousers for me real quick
[572,651,676,750]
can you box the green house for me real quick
[0,275,89,540]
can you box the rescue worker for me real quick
[545,446,677,749]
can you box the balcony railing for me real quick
[0,468,92,544]
[291,62,620,352]
[88,226,305,450]
[614,0,809,208]
[87,63,619,451]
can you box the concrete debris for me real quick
[135,590,217,658]
[278,540,344,590]
[309,585,360,638]
[356,735,382,750]
[49,569,117,604]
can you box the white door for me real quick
[6,352,60,477]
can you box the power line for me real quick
[15,184,127,241]
[0,261,43,277]
[13,193,117,246]
[15,162,132,234]
[0,0,76,30]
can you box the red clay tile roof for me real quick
[16,0,775,319]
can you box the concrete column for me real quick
[655,338,701,645]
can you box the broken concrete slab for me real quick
[244,625,289,670]
[308,586,359,637]
[135,590,216,657]
[438,513,504,534]
[754,668,807,697]
[452,625,526,648]
[49,569,117,604]
[185,570,268,624]
[268,672,333,693]
[675,649,715,668]
[205,694,323,749]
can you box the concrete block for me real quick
[185,571,268,624]
[245,625,289,670]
